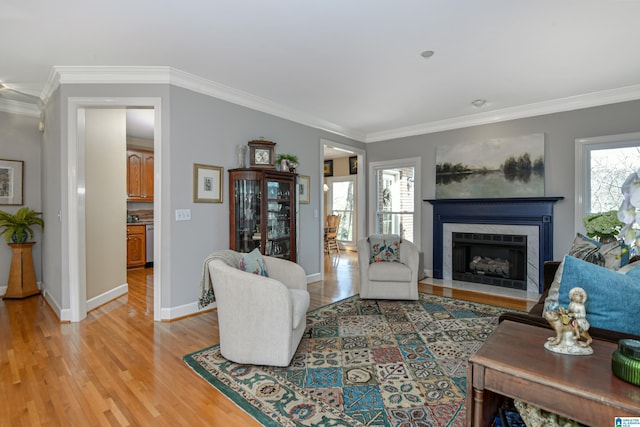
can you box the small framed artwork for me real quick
[0,159,24,206]
[324,160,334,177]
[193,164,223,203]
[349,156,358,175]
[299,175,310,204]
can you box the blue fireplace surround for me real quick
[425,197,563,293]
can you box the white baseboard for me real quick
[160,300,217,321]
[42,287,72,322]
[158,274,321,321]
[86,283,128,312]
[306,273,321,284]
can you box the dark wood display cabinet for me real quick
[229,168,297,262]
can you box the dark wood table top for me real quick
[469,320,640,424]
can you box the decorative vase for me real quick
[281,159,289,172]
[236,145,247,168]
[11,231,28,244]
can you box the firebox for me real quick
[452,232,527,290]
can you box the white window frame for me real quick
[368,158,421,249]
[575,131,640,237]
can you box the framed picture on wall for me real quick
[349,156,358,175]
[0,159,24,206]
[324,160,333,177]
[193,163,223,203]
[299,175,310,204]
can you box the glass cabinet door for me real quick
[265,179,292,258]
[234,178,261,253]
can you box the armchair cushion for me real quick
[369,234,401,263]
[368,261,413,282]
[239,248,269,276]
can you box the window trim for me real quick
[368,157,421,249]
[574,131,640,237]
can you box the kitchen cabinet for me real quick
[229,168,297,262]
[126,224,146,268]
[127,149,154,202]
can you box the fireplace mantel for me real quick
[425,197,563,293]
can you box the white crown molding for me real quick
[0,98,40,117]
[42,66,640,143]
[365,84,640,142]
[46,66,366,141]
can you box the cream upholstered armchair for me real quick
[204,250,309,367]
[357,234,420,300]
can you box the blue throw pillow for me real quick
[239,248,269,277]
[554,255,640,336]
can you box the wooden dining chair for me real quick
[324,214,341,255]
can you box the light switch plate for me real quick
[175,209,191,221]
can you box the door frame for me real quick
[319,139,365,279]
[67,97,162,322]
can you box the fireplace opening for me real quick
[452,232,527,290]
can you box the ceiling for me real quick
[3,1,640,142]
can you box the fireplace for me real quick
[425,197,563,293]
[452,231,527,290]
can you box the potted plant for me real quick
[582,210,623,243]
[0,207,44,244]
[276,153,299,173]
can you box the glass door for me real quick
[234,177,261,253]
[265,179,292,259]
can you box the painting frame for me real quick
[298,175,310,204]
[193,163,223,203]
[0,159,24,206]
[435,133,545,199]
[324,160,334,177]
[349,156,358,175]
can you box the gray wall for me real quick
[0,111,42,291]
[40,83,363,316]
[367,99,640,272]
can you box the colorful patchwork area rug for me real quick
[184,293,512,426]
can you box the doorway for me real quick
[67,98,161,322]
[320,139,365,280]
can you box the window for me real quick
[370,158,420,244]
[575,132,640,234]
[326,176,356,244]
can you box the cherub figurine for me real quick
[543,287,593,355]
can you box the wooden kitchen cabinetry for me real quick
[126,225,146,268]
[127,149,154,202]
[229,168,297,262]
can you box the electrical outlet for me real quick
[175,209,191,221]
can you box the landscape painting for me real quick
[435,133,545,199]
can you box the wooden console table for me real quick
[3,242,40,299]
[467,320,640,426]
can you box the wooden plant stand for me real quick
[3,242,40,299]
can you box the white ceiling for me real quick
[3,1,640,142]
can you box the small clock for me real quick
[248,139,276,169]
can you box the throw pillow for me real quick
[547,255,640,336]
[567,233,626,270]
[239,248,269,277]
[369,235,401,263]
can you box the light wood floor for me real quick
[0,252,530,426]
